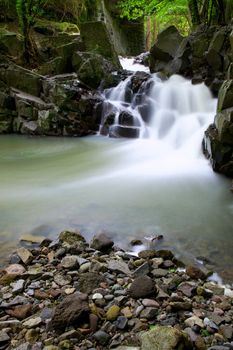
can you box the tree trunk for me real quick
[188,0,201,27]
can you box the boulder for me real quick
[217,80,233,112]
[215,108,233,145]
[109,125,140,138]
[0,30,23,58]
[51,293,89,330]
[150,26,183,72]
[80,21,120,67]
[90,233,114,252]
[72,51,118,89]
[140,326,192,350]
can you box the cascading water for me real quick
[100,59,216,175]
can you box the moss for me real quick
[34,19,79,35]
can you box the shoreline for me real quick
[0,231,232,350]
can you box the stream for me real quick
[0,58,233,282]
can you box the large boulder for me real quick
[72,51,119,89]
[140,326,192,350]
[80,21,120,68]
[0,30,23,58]
[149,26,183,72]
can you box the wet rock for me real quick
[90,233,114,252]
[51,292,89,330]
[140,325,192,350]
[109,125,140,139]
[140,307,158,320]
[25,328,39,344]
[186,265,207,280]
[132,262,150,278]
[12,279,25,293]
[59,231,85,245]
[138,250,157,259]
[129,276,156,298]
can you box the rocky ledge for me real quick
[0,231,232,350]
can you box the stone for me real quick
[4,264,26,276]
[108,259,132,276]
[23,317,42,328]
[178,282,196,297]
[215,108,233,145]
[79,272,104,294]
[93,330,110,345]
[152,268,169,277]
[217,80,233,112]
[61,255,79,269]
[140,307,158,320]
[121,306,133,319]
[132,262,150,278]
[6,304,32,320]
[116,316,128,330]
[169,301,192,311]
[142,299,160,308]
[109,125,140,139]
[106,305,120,321]
[129,276,156,298]
[0,330,10,343]
[140,325,192,350]
[51,292,89,330]
[186,265,207,280]
[59,230,85,245]
[12,279,25,293]
[16,247,33,265]
[25,329,39,344]
[138,250,157,259]
[204,283,224,296]
[184,316,204,328]
[54,273,72,286]
[90,233,114,252]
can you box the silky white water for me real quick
[0,59,232,281]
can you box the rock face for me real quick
[150,25,232,95]
[203,79,233,177]
[51,292,89,330]
[140,326,192,350]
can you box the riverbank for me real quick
[0,231,232,350]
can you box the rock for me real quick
[54,273,72,286]
[90,233,114,252]
[51,292,89,330]
[178,282,196,297]
[106,305,120,321]
[12,279,25,293]
[4,264,26,276]
[184,316,204,328]
[79,272,104,294]
[129,276,156,298]
[170,301,192,311]
[132,262,150,278]
[108,260,132,276]
[23,317,42,328]
[140,325,192,350]
[152,268,169,278]
[109,125,140,139]
[6,304,32,320]
[204,282,224,295]
[217,80,233,112]
[142,299,160,308]
[138,250,157,259]
[20,234,46,245]
[16,247,33,265]
[116,316,128,330]
[0,330,10,343]
[121,306,133,319]
[140,307,158,320]
[186,265,207,280]
[61,255,79,269]
[25,329,39,344]
[59,231,85,245]
[80,21,120,67]
[93,330,110,345]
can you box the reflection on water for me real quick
[0,134,233,281]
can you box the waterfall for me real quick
[100,59,216,162]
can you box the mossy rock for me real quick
[34,19,79,36]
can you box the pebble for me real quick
[23,317,42,328]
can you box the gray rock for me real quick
[16,247,33,265]
[78,272,104,294]
[54,273,72,286]
[132,262,150,278]
[108,259,132,276]
[61,255,79,269]
[12,279,25,293]
[0,330,10,343]
[151,268,169,277]
[90,233,114,252]
[140,307,158,320]
[93,330,110,345]
[115,316,128,330]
